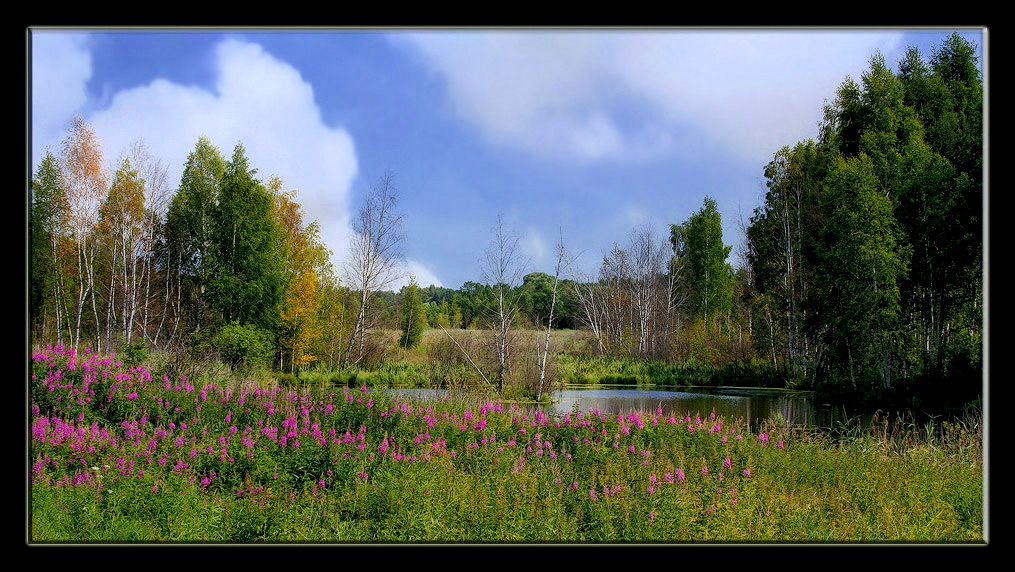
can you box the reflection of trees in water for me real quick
[385,388,840,430]
[546,389,845,430]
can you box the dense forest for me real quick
[29,34,982,403]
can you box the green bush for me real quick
[118,338,149,367]
[214,322,274,368]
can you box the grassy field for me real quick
[288,328,784,397]
[29,344,983,543]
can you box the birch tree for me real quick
[60,116,108,352]
[535,233,566,401]
[481,214,526,393]
[343,172,405,365]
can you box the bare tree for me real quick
[128,139,172,346]
[567,256,607,355]
[481,214,527,394]
[342,172,405,365]
[628,225,669,358]
[535,230,567,401]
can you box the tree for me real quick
[271,176,330,372]
[343,172,406,365]
[682,196,734,334]
[165,136,225,336]
[535,233,567,401]
[30,149,68,343]
[398,275,427,352]
[745,141,829,381]
[124,139,172,347]
[481,214,527,393]
[813,153,910,391]
[60,116,109,352]
[98,157,146,348]
[209,142,285,338]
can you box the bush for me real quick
[118,338,148,367]
[214,322,274,368]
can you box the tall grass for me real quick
[29,345,982,543]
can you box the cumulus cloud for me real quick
[394,30,905,167]
[390,259,444,290]
[31,32,92,163]
[33,37,360,273]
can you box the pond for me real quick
[382,384,848,431]
[545,385,846,431]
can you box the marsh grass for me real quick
[29,345,982,543]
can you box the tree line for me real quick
[30,33,981,400]
[743,33,982,398]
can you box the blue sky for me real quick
[29,28,986,291]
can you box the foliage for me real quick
[30,149,67,334]
[209,143,286,335]
[271,176,330,372]
[213,321,275,368]
[398,276,427,350]
[681,197,734,332]
[164,136,226,334]
[30,347,982,543]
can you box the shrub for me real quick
[118,339,148,367]
[214,322,274,368]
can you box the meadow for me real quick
[29,344,983,543]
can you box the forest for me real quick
[29,33,983,406]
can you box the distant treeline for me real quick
[30,34,982,401]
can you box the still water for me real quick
[384,385,847,431]
[546,386,844,430]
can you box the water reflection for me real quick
[383,385,845,430]
[545,386,843,430]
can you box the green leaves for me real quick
[398,276,426,349]
[814,153,910,390]
[210,143,285,334]
[682,196,734,329]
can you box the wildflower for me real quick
[743,468,751,478]
[723,456,732,470]
[778,440,785,449]
[648,510,656,523]
[701,465,708,477]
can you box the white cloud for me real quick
[391,259,444,290]
[522,227,546,267]
[31,32,92,163]
[395,30,905,167]
[33,37,359,272]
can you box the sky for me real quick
[29,27,986,292]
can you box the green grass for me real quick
[29,345,982,543]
